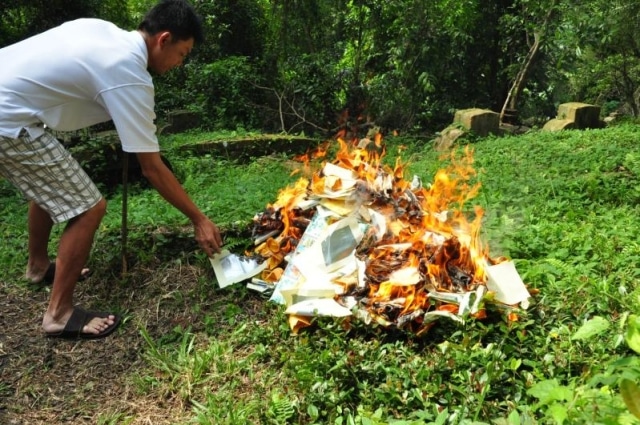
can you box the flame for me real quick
[252,133,505,332]
[254,177,314,283]
[273,178,309,211]
[293,141,330,164]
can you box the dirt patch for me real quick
[0,247,262,424]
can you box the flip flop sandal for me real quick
[38,261,92,285]
[45,307,121,340]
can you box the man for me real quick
[0,0,223,339]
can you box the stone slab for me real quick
[453,108,499,137]
[542,118,576,131]
[556,102,601,129]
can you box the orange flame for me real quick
[253,133,502,330]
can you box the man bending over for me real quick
[0,0,222,339]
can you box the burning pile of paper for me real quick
[211,134,531,334]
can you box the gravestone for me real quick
[160,110,200,134]
[453,108,499,137]
[543,102,602,131]
[542,119,576,131]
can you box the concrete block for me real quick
[453,108,499,137]
[557,102,601,129]
[162,110,200,134]
[434,126,466,151]
[542,118,576,131]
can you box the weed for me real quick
[96,412,135,425]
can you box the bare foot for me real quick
[43,308,119,338]
[25,261,51,283]
[26,261,91,284]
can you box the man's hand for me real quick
[136,152,223,257]
[194,217,223,257]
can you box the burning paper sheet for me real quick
[314,162,359,199]
[293,215,366,280]
[269,210,333,304]
[270,212,367,310]
[285,298,352,317]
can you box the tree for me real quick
[0,0,131,47]
[499,0,562,123]
[567,0,640,116]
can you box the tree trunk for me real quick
[500,3,558,123]
[500,33,541,123]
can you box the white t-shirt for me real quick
[0,18,159,153]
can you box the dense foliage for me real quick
[2,0,640,134]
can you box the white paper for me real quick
[270,213,330,304]
[485,261,530,306]
[323,162,357,181]
[423,310,464,324]
[386,266,421,286]
[313,163,359,199]
[280,278,338,306]
[285,298,352,317]
[209,249,267,288]
[294,216,365,279]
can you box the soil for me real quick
[0,232,264,424]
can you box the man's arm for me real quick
[135,151,222,256]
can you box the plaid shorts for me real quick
[0,130,102,224]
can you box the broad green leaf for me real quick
[507,409,521,425]
[620,379,640,420]
[571,316,610,341]
[527,380,573,405]
[548,403,568,424]
[509,358,522,371]
[625,315,640,354]
[307,404,319,420]
[548,386,573,403]
[528,379,560,401]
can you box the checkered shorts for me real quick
[0,130,102,224]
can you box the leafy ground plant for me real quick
[2,124,640,424]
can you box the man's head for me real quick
[138,0,204,74]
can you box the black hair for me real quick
[138,0,204,45]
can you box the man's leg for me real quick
[41,198,115,336]
[25,201,91,283]
[25,201,54,282]
[1,130,118,336]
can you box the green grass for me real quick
[2,124,640,424]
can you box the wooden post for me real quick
[121,152,129,276]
